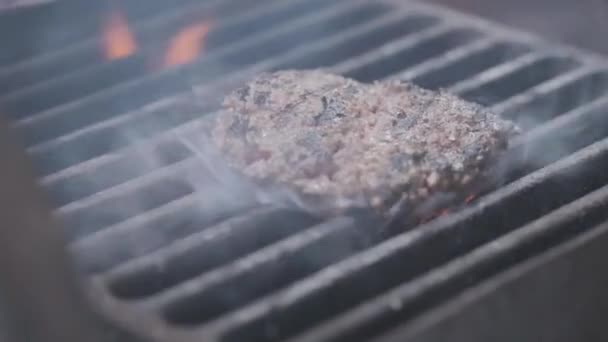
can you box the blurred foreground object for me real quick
[0,117,141,342]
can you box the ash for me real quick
[212,70,519,212]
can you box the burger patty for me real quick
[211,70,519,212]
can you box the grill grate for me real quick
[3,0,608,341]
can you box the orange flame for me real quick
[102,10,137,60]
[163,21,211,67]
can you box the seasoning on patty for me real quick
[212,70,519,213]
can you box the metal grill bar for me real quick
[13,0,382,147]
[454,54,579,106]
[48,12,462,254]
[390,37,499,80]
[71,192,251,273]
[496,69,608,123]
[32,98,214,177]
[32,8,452,246]
[33,94,208,179]
[62,178,194,240]
[519,95,608,152]
[42,7,604,276]
[490,67,601,113]
[330,23,455,74]
[132,218,361,316]
[146,217,369,319]
[449,53,553,92]
[5,0,608,341]
[28,8,432,182]
[399,40,531,89]
[40,1,600,278]
[343,28,483,82]
[1,56,148,117]
[39,130,189,192]
[0,1,228,94]
[103,208,325,300]
[274,15,439,71]
[292,180,608,342]
[56,153,199,215]
[0,0,323,116]
[206,134,608,342]
[0,0,219,69]
[0,0,255,95]
[36,8,436,210]
[500,94,608,179]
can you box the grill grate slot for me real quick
[222,5,389,67]
[20,4,411,184]
[29,93,216,180]
[33,10,444,208]
[29,98,214,176]
[43,9,470,249]
[297,182,608,342]
[19,8,446,251]
[411,41,531,90]
[15,72,197,146]
[5,1,608,342]
[73,194,259,274]
[0,0,219,68]
[457,56,579,106]
[345,28,482,82]
[273,15,439,71]
[500,94,608,183]
[501,70,608,125]
[61,175,194,242]
[0,0,264,96]
[217,135,608,342]
[157,217,373,326]
[0,0,272,94]
[1,57,148,119]
[0,0,331,118]
[13,1,388,147]
[106,208,320,300]
[44,139,193,207]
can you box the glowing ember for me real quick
[419,194,478,224]
[101,10,137,60]
[419,208,450,224]
[163,21,211,67]
[464,194,477,203]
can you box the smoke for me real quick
[173,112,264,210]
[59,86,335,272]
[481,67,608,192]
[175,112,357,217]
[21,0,608,278]
[63,58,608,271]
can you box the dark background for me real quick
[429,0,608,55]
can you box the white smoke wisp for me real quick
[175,112,331,215]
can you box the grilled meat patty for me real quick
[212,70,519,212]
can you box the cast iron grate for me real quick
[3,0,608,341]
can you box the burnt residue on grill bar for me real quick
[4,0,608,342]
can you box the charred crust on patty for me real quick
[213,70,520,212]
